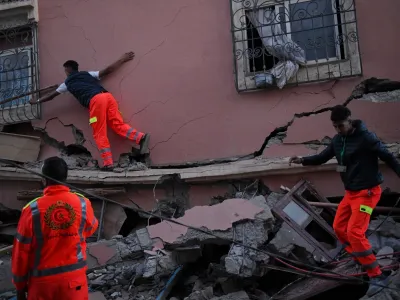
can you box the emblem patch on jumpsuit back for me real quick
[44,201,76,230]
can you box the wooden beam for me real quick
[0,132,41,162]
[17,187,126,201]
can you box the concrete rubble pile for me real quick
[1,181,400,300]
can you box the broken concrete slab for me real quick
[0,132,41,163]
[87,234,143,269]
[147,197,275,277]
[147,198,274,247]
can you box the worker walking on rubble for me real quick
[289,105,400,297]
[32,52,150,171]
[12,156,98,300]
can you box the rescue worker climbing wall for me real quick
[32,52,150,171]
[12,156,98,300]
[289,105,400,297]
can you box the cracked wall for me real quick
[35,0,400,167]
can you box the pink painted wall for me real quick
[35,0,400,190]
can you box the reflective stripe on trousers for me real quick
[29,197,87,277]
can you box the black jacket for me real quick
[302,120,400,191]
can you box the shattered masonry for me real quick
[3,180,400,300]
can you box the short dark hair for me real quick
[42,156,68,185]
[330,105,351,122]
[63,60,79,71]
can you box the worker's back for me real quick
[26,186,89,277]
[12,157,98,300]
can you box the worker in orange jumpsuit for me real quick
[32,52,150,171]
[12,156,98,300]
[289,105,400,297]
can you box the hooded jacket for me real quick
[302,120,400,191]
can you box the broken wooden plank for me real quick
[0,132,40,162]
[17,187,126,201]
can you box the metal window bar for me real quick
[230,0,362,92]
[0,21,41,125]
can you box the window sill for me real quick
[238,54,361,92]
[0,102,41,125]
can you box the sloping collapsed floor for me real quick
[1,181,400,300]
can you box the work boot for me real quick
[366,272,391,297]
[139,133,150,154]
[101,164,115,172]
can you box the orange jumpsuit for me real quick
[12,185,98,300]
[333,185,381,277]
[89,92,145,167]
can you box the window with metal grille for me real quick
[230,0,362,92]
[0,23,40,125]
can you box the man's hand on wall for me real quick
[121,52,135,62]
[289,156,303,166]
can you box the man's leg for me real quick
[347,186,390,296]
[89,94,113,168]
[333,192,354,254]
[105,93,150,154]
[28,274,88,300]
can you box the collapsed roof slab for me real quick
[0,147,398,185]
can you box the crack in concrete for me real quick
[150,113,213,150]
[36,117,99,156]
[164,6,189,28]
[127,96,173,123]
[46,5,97,64]
[118,39,167,103]
[254,80,365,157]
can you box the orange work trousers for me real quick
[28,273,88,300]
[333,185,382,277]
[89,92,144,167]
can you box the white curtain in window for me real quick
[248,7,306,89]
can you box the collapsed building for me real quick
[2,180,400,300]
[1,0,400,298]
[1,77,400,300]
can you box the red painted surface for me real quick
[147,198,263,244]
[34,0,400,193]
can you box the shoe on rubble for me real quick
[139,133,150,155]
[366,272,391,297]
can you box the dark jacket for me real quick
[65,71,107,108]
[302,120,400,191]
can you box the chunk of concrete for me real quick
[377,246,394,267]
[269,223,315,257]
[359,270,400,300]
[211,291,250,300]
[147,198,274,248]
[89,291,107,300]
